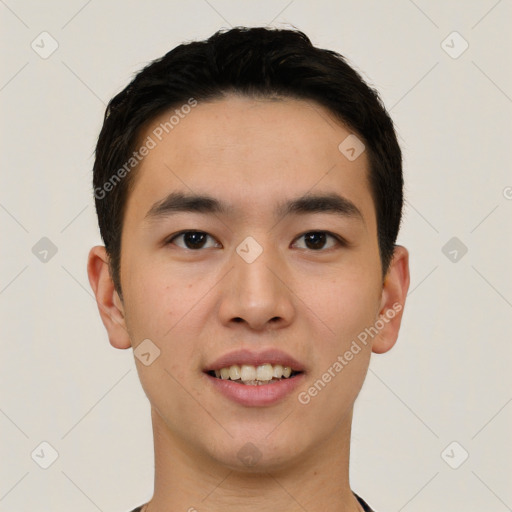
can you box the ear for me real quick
[372,245,410,354]
[87,245,132,349]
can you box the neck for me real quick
[144,407,363,512]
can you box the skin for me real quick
[88,95,410,512]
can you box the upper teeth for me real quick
[214,363,293,382]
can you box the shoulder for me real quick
[354,492,377,512]
[129,498,375,512]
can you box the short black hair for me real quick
[92,26,403,300]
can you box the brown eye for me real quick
[293,231,341,251]
[168,231,220,250]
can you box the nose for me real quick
[217,243,295,331]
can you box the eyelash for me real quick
[165,230,348,251]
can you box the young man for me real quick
[87,27,409,512]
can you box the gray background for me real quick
[1,1,511,511]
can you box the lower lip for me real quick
[204,372,305,407]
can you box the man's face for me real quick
[112,96,396,470]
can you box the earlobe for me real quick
[372,245,410,354]
[87,245,132,350]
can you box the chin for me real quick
[204,432,308,474]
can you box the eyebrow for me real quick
[144,191,364,223]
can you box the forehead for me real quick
[124,95,374,225]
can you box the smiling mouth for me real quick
[206,363,303,386]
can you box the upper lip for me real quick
[204,349,305,372]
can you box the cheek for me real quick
[297,277,378,416]
[300,273,379,405]
[307,268,381,342]
[122,262,210,387]
[293,285,376,438]
[124,267,202,411]
[122,256,198,338]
